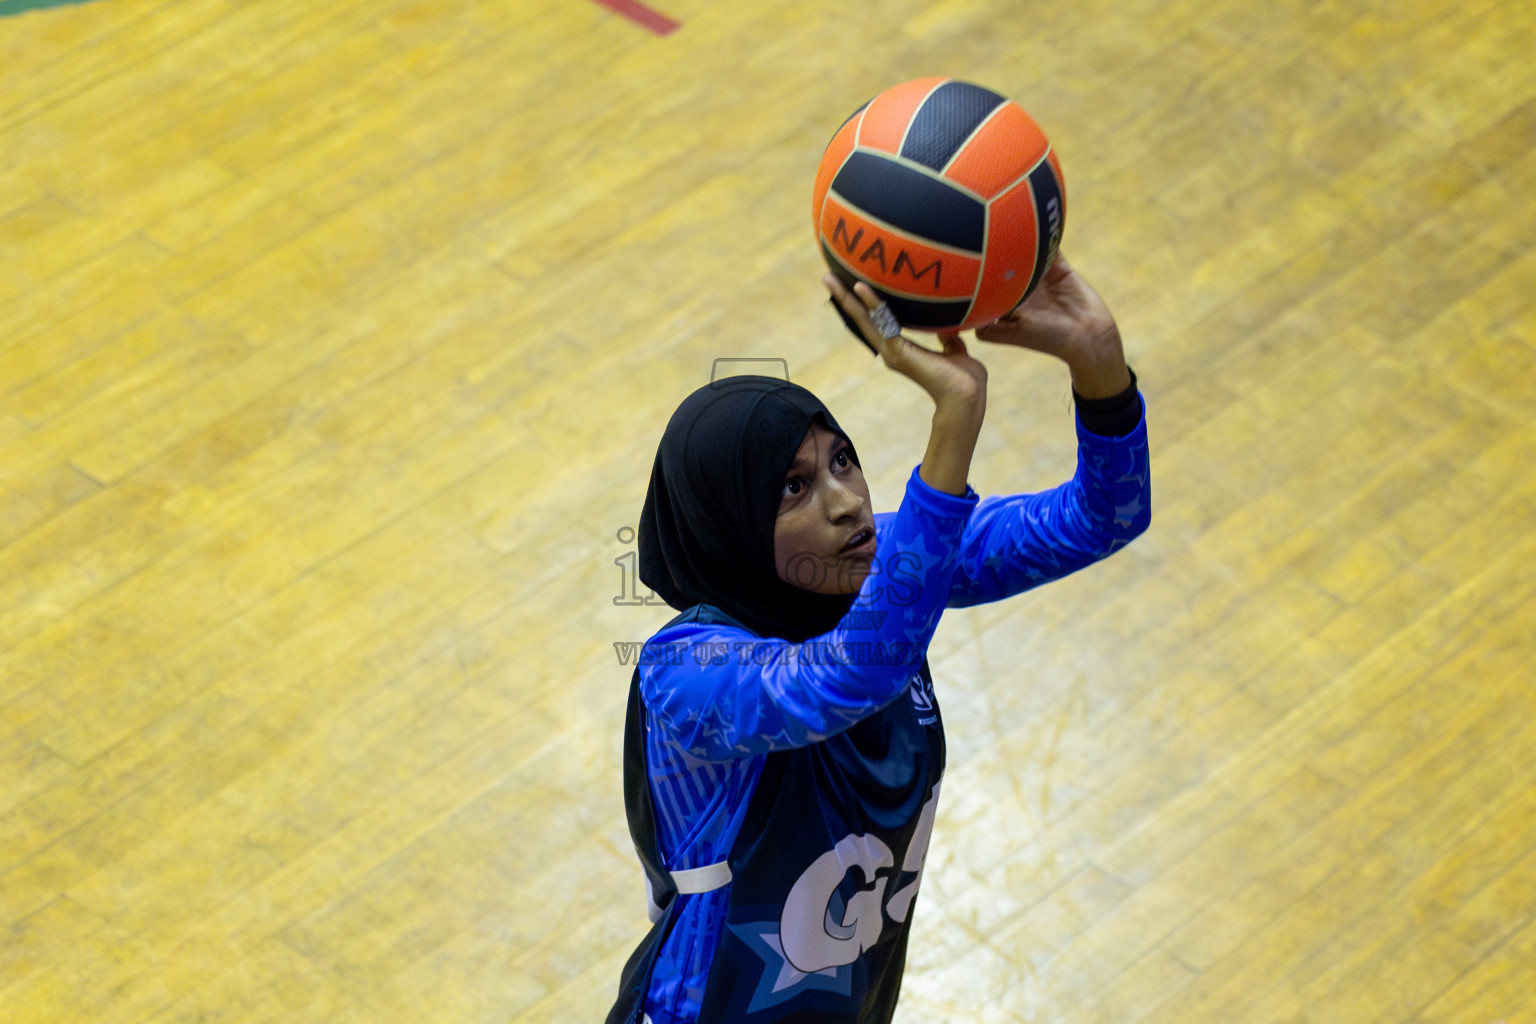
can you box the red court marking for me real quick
[590,0,680,35]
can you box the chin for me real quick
[836,560,874,594]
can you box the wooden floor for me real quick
[2,0,1533,1021]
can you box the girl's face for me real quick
[773,422,876,595]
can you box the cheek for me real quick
[772,516,798,580]
[772,509,818,585]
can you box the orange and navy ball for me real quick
[813,77,1065,332]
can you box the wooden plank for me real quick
[2,0,1534,1021]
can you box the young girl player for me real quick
[608,256,1151,1024]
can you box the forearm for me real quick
[946,407,1150,608]
[918,395,985,496]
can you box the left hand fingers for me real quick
[825,275,925,357]
[824,274,893,346]
[850,282,906,342]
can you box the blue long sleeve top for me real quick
[637,403,1151,1024]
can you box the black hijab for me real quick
[639,376,861,642]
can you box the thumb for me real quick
[973,317,1014,342]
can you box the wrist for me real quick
[1063,324,1131,400]
[930,380,985,424]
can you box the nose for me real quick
[824,475,863,522]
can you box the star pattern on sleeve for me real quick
[943,418,1151,607]
[1114,495,1146,529]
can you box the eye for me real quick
[783,477,805,497]
[833,450,850,469]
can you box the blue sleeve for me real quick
[944,400,1151,609]
[638,468,977,761]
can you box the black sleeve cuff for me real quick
[1074,368,1141,437]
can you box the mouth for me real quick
[839,525,876,556]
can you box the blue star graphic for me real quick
[728,920,854,1013]
[762,726,797,749]
[1114,495,1145,528]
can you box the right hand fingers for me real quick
[972,311,1022,344]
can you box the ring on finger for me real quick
[868,302,901,340]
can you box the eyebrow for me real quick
[786,435,847,473]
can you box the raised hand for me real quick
[823,274,985,496]
[824,275,987,411]
[974,253,1131,399]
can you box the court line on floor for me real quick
[589,0,680,36]
[0,0,104,17]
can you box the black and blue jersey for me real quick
[611,406,1151,1024]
